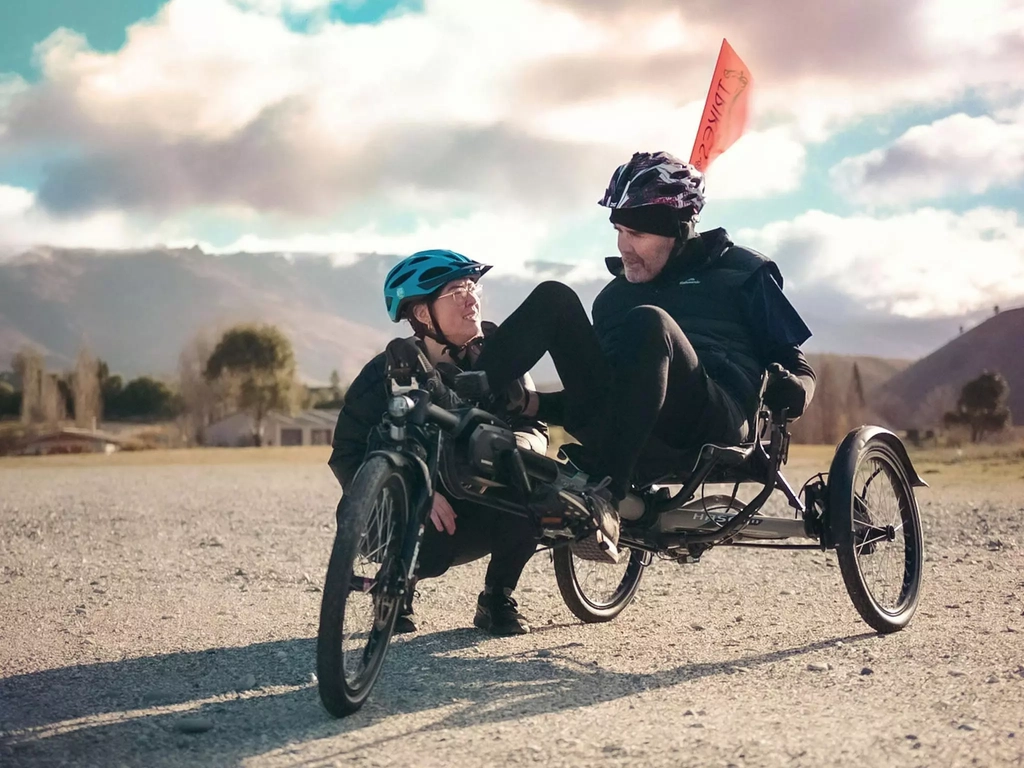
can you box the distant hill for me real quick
[874,307,1024,429]
[0,247,609,383]
[0,246,1009,389]
[805,353,912,398]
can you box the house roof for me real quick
[208,409,341,431]
[26,428,124,445]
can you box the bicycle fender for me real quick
[828,426,928,490]
[366,450,433,498]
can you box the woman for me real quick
[329,249,546,636]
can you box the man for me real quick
[473,151,815,516]
[328,249,545,636]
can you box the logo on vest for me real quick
[678,278,701,286]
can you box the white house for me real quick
[203,409,340,447]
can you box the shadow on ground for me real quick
[1,627,875,767]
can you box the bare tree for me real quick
[844,362,866,430]
[39,372,65,426]
[13,347,44,425]
[178,329,231,446]
[72,346,102,429]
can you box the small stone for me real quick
[536,649,553,658]
[986,675,999,684]
[690,623,706,631]
[235,673,257,691]
[174,717,213,734]
[780,590,794,596]
[958,723,978,732]
[905,734,918,741]
[948,669,967,678]
[309,672,318,684]
[683,709,696,716]
[806,662,830,672]
[860,667,874,676]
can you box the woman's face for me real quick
[413,278,483,345]
[615,224,675,283]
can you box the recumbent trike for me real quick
[316,349,926,717]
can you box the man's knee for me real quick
[622,305,677,345]
[528,280,582,310]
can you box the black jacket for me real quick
[594,228,815,421]
[328,323,548,491]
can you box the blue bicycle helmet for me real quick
[383,249,491,323]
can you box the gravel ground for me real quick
[1,452,1022,768]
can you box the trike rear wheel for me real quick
[829,436,923,634]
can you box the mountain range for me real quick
[0,247,1013,395]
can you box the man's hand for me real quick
[763,363,809,418]
[429,493,457,535]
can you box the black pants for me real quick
[416,494,538,591]
[475,281,745,497]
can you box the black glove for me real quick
[384,338,461,409]
[763,363,808,418]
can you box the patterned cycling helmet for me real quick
[598,151,706,216]
[383,249,491,323]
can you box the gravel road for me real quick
[1,453,1022,767]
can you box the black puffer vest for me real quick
[593,228,780,414]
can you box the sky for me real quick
[1,0,1023,335]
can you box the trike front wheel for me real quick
[553,545,649,623]
[317,457,409,717]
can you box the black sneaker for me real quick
[394,607,417,634]
[473,588,530,635]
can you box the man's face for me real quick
[614,225,675,283]
[413,278,483,345]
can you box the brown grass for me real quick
[0,445,332,469]
[3,433,1021,486]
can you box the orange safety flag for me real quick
[689,39,753,173]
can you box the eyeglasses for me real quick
[435,283,482,305]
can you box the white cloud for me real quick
[703,128,806,200]
[182,209,612,284]
[4,0,1023,222]
[0,185,34,217]
[0,185,169,252]
[737,207,1024,318]
[831,111,1024,205]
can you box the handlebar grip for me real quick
[425,403,460,431]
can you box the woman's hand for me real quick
[429,493,457,535]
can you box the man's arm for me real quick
[742,266,816,417]
[764,343,816,417]
[328,354,388,490]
